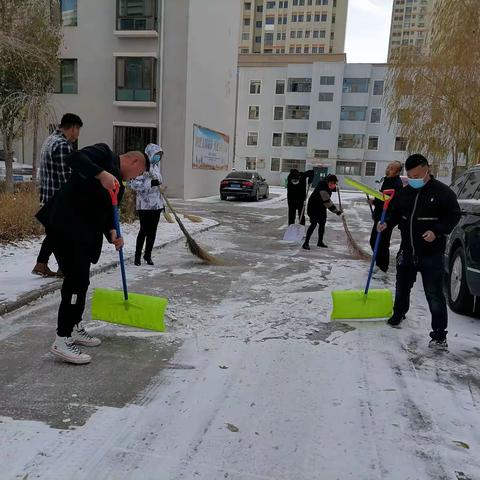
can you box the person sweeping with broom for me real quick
[302,174,342,250]
[377,154,460,350]
[129,143,166,266]
[36,143,149,364]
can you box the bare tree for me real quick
[0,0,61,192]
[385,0,480,180]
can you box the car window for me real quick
[450,173,468,196]
[458,171,480,200]
[226,171,252,179]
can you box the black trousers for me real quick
[304,210,326,245]
[51,233,91,337]
[136,209,161,260]
[370,220,394,272]
[288,201,305,225]
[393,251,448,340]
[37,234,54,264]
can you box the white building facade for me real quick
[235,54,413,188]
[12,0,240,199]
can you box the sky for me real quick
[344,0,394,63]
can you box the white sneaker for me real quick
[72,323,102,347]
[50,335,91,364]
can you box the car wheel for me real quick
[220,194,227,200]
[447,247,474,313]
[263,188,269,199]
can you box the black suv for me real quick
[445,166,480,314]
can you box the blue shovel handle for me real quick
[109,186,128,301]
[364,189,395,295]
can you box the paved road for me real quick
[2,193,480,479]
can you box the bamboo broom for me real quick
[162,194,223,265]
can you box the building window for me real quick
[282,159,306,172]
[248,106,260,120]
[365,162,376,176]
[61,0,77,26]
[367,136,379,150]
[255,36,261,43]
[241,48,249,53]
[319,30,326,38]
[338,134,365,149]
[242,33,250,40]
[267,1,276,8]
[320,76,335,85]
[246,156,257,170]
[297,30,303,38]
[257,5,263,12]
[336,161,362,176]
[321,13,327,21]
[247,132,258,146]
[290,30,296,38]
[285,105,310,120]
[373,80,384,95]
[304,46,309,53]
[113,126,157,154]
[317,121,331,130]
[249,80,261,94]
[287,78,312,92]
[55,59,78,94]
[256,20,262,27]
[314,149,329,159]
[244,2,251,10]
[273,106,284,120]
[318,92,333,101]
[284,132,308,147]
[343,78,369,93]
[265,32,274,44]
[272,133,282,146]
[271,157,281,171]
[116,57,155,101]
[395,136,407,151]
[313,29,319,37]
[117,0,157,31]
[266,16,275,25]
[340,106,367,121]
[370,108,381,123]
[305,29,311,37]
[243,18,250,26]
[275,80,286,94]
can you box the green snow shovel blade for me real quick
[344,177,391,202]
[331,189,395,321]
[331,289,393,320]
[92,289,167,331]
[91,186,168,332]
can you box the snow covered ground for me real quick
[1,189,479,480]
[0,214,218,306]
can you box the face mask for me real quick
[408,172,427,189]
[291,179,300,185]
[151,153,162,164]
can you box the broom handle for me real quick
[299,183,311,222]
[109,186,128,301]
[364,189,395,295]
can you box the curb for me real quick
[0,222,219,316]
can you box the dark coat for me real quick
[307,180,339,219]
[372,175,404,221]
[287,169,314,204]
[387,177,461,257]
[36,143,124,264]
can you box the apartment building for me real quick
[238,0,348,55]
[18,0,240,199]
[388,0,435,59]
[235,54,427,188]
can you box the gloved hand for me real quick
[159,185,167,194]
[336,210,343,216]
[151,179,160,187]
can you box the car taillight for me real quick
[242,181,253,187]
[220,180,228,186]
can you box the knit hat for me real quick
[405,154,428,171]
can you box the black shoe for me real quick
[144,256,154,266]
[387,314,405,326]
[428,338,448,351]
[134,259,141,266]
[302,243,310,250]
[317,242,328,248]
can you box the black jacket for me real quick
[388,177,461,257]
[36,143,124,264]
[307,180,340,218]
[372,175,404,221]
[287,169,314,204]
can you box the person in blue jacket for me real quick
[129,143,166,266]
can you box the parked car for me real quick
[444,165,480,314]
[220,171,269,201]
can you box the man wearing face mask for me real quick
[302,174,342,250]
[378,154,460,350]
[287,168,314,225]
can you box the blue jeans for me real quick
[393,251,448,340]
